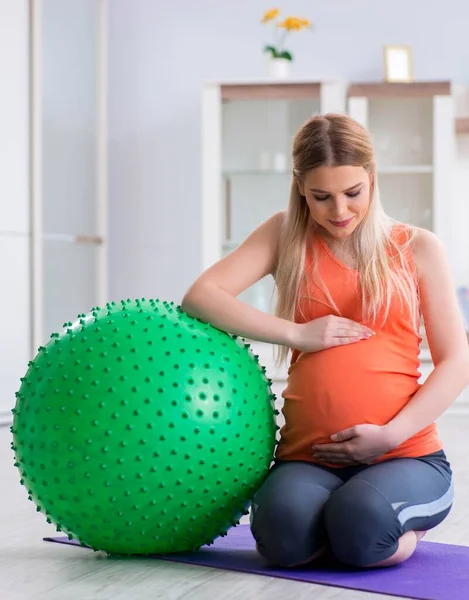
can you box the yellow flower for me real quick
[261,8,280,23]
[278,16,311,31]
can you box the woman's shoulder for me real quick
[411,226,442,250]
[392,224,442,256]
[390,222,440,248]
[251,211,286,242]
[409,227,445,276]
[389,222,416,245]
[272,210,287,228]
[390,224,444,278]
[260,210,287,235]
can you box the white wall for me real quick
[108,0,469,303]
[42,0,100,236]
[41,0,102,337]
[0,0,30,422]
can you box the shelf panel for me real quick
[378,165,433,174]
[223,170,290,178]
[348,81,451,98]
[221,83,321,101]
[223,167,433,177]
[456,117,469,135]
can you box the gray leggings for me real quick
[250,451,453,568]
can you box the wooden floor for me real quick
[2,410,469,600]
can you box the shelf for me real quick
[220,81,451,101]
[223,170,290,178]
[223,166,433,178]
[221,82,321,101]
[456,117,469,135]
[378,165,433,175]
[348,81,451,99]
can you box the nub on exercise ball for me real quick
[11,298,277,555]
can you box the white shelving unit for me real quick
[201,79,347,381]
[0,0,108,426]
[347,82,457,282]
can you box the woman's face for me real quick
[299,165,372,239]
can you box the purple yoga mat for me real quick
[44,524,469,600]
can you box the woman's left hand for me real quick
[312,424,398,465]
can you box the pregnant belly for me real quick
[280,341,421,445]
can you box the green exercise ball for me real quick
[11,298,277,555]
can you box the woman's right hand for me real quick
[290,315,375,353]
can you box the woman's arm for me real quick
[181,211,297,347]
[181,212,372,352]
[386,228,469,444]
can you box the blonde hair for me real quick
[274,113,419,363]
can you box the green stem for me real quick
[277,30,289,53]
[272,22,278,46]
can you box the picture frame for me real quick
[383,45,413,83]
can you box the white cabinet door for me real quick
[0,237,31,422]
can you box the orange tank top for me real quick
[275,225,442,466]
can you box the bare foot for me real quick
[415,530,428,541]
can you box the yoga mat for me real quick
[44,524,469,600]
